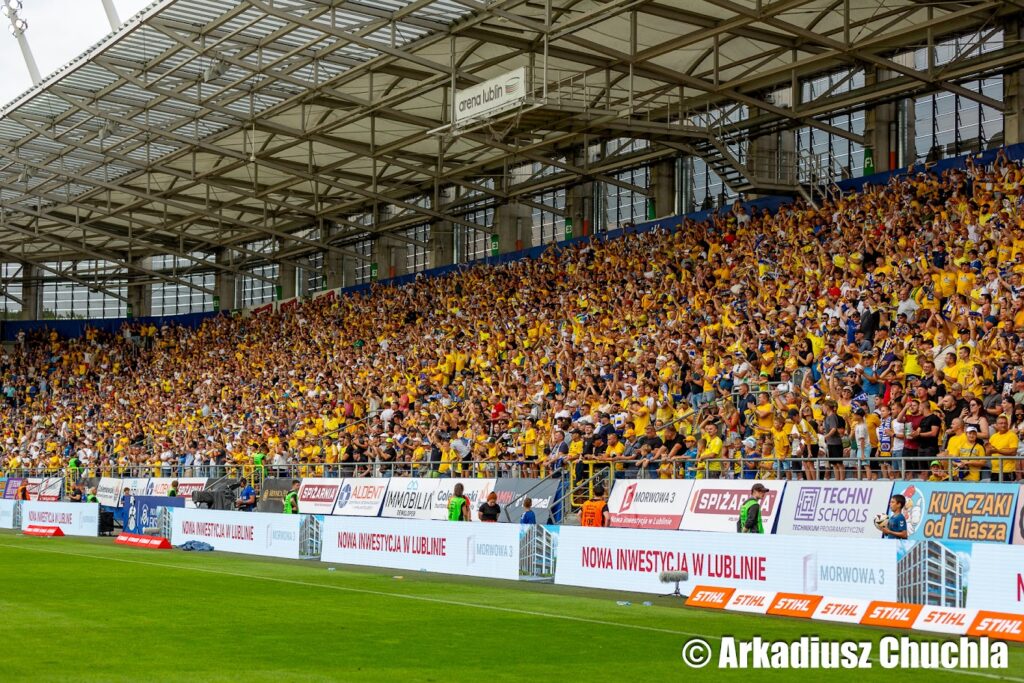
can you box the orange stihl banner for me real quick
[860,601,923,629]
[767,593,823,618]
[968,612,1024,642]
[685,585,735,609]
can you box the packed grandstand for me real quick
[3,149,1024,489]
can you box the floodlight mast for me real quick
[100,0,120,32]
[2,0,41,85]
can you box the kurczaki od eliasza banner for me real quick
[679,480,787,533]
[321,515,522,580]
[169,507,302,559]
[553,525,897,602]
[775,480,895,538]
[19,501,99,536]
[607,480,694,529]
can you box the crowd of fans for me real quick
[3,150,1024,484]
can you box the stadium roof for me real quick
[0,0,1018,290]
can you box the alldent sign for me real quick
[607,480,693,530]
[679,481,784,533]
[332,477,389,517]
[776,480,893,538]
[453,68,526,125]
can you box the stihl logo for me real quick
[692,590,728,604]
[776,599,810,611]
[976,618,1023,635]
[732,595,766,607]
[870,607,910,621]
[821,603,859,617]
[923,611,967,627]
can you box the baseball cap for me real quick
[966,425,979,433]
[930,460,942,467]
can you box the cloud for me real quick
[0,0,154,106]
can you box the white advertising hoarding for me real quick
[27,477,64,502]
[775,480,894,538]
[147,477,210,502]
[0,499,15,529]
[966,543,1024,614]
[298,478,343,515]
[380,477,441,520]
[607,480,693,530]
[679,481,785,533]
[332,478,389,517]
[321,516,520,580]
[431,478,496,521]
[96,478,123,506]
[453,67,526,125]
[169,508,302,559]
[553,526,896,601]
[20,501,99,536]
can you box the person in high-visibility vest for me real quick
[168,480,179,497]
[737,483,768,533]
[85,488,99,504]
[447,483,469,521]
[68,454,82,482]
[283,480,300,514]
[580,484,609,527]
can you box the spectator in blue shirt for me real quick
[234,478,256,512]
[520,497,536,524]
[881,494,908,539]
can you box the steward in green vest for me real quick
[737,483,768,534]
[283,480,300,514]
[447,483,469,521]
[168,480,179,497]
[86,490,99,504]
[68,454,82,480]
[253,450,267,481]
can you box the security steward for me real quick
[283,480,300,514]
[737,483,768,533]
[168,480,180,497]
[580,484,610,527]
[85,488,100,504]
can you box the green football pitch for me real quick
[0,531,1020,682]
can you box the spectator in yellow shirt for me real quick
[986,415,1019,481]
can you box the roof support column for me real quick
[215,249,238,311]
[493,200,531,254]
[18,263,41,321]
[430,187,456,268]
[126,257,152,319]
[649,158,676,219]
[378,235,409,280]
[1004,19,1024,146]
[278,241,297,301]
[864,67,914,173]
